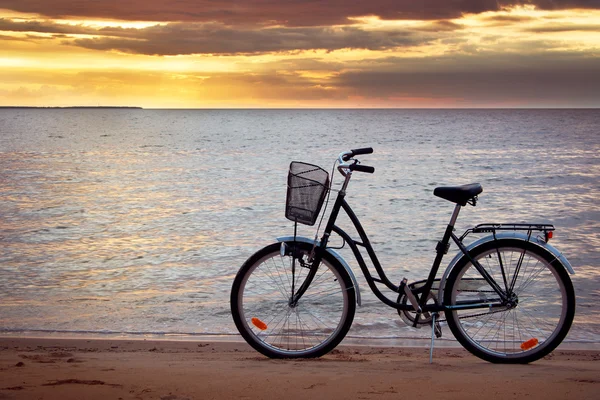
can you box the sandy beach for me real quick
[0,337,598,400]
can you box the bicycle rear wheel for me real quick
[444,239,575,363]
[231,242,356,358]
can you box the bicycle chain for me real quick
[402,288,507,324]
[439,290,506,322]
[434,289,507,323]
[437,306,510,323]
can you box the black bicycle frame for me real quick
[291,187,510,314]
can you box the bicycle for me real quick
[230,147,576,364]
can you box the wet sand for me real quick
[0,337,598,399]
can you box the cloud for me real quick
[0,32,32,41]
[1,1,598,27]
[481,15,537,23]
[249,50,600,106]
[412,20,465,32]
[1,2,596,57]
[524,23,600,32]
[0,18,445,55]
[330,51,600,105]
[79,24,442,55]
[519,0,600,11]
[0,18,152,38]
[0,17,86,34]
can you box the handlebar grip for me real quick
[351,147,373,156]
[349,164,375,174]
[342,147,374,161]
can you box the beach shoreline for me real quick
[1,337,598,399]
[3,331,599,349]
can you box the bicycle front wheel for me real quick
[231,242,356,358]
[444,239,575,363]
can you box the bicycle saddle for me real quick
[433,183,483,206]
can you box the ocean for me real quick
[0,108,598,345]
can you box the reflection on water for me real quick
[0,109,598,343]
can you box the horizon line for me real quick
[1,106,599,110]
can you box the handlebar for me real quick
[342,147,373,161]
[338,147,375,175]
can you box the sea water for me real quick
[0,109,598,344]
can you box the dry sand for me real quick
[0,337,598,399]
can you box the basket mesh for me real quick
[285,162,330,226]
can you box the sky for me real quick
[0,0,599,108]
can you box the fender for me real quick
[438,231,575,302]
[277,236,361,306]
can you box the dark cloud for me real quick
[0,18,442,55]
[519,0,600,10]
[331,52,600,105]
[0,2,596,57]
[412,20,465,32]
[1,1,598,26]
[481,15,537,23]
[0,32,31,41]
[0,17,93,34]
[0,18,154,38]
[70,25,430,55]
[524,23,600,32]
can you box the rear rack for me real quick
[460,223,555,242]
[471,223,554,233]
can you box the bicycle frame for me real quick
[328,192,509,312]
[290,173,511,317]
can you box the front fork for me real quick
[282,242,323,308]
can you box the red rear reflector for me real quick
[251,317,268,331]
[520,338,539,350]
[547,231,553,239]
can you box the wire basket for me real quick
[285,162,330,226]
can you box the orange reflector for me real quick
[251,317,268,331]
[520,338,539,350]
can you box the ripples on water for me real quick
[0,109,598,343]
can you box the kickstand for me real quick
[429,312,438,364]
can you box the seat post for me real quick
[416,203,463,312]
[449,204,462,227]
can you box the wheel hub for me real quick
[506,292,519,309]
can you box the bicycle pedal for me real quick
[402,279,422,313]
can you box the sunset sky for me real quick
[1,1,599,108]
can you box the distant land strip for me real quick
[0,106,143,109]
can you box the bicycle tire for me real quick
[231,242,356,358]
[444,238,575,363]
